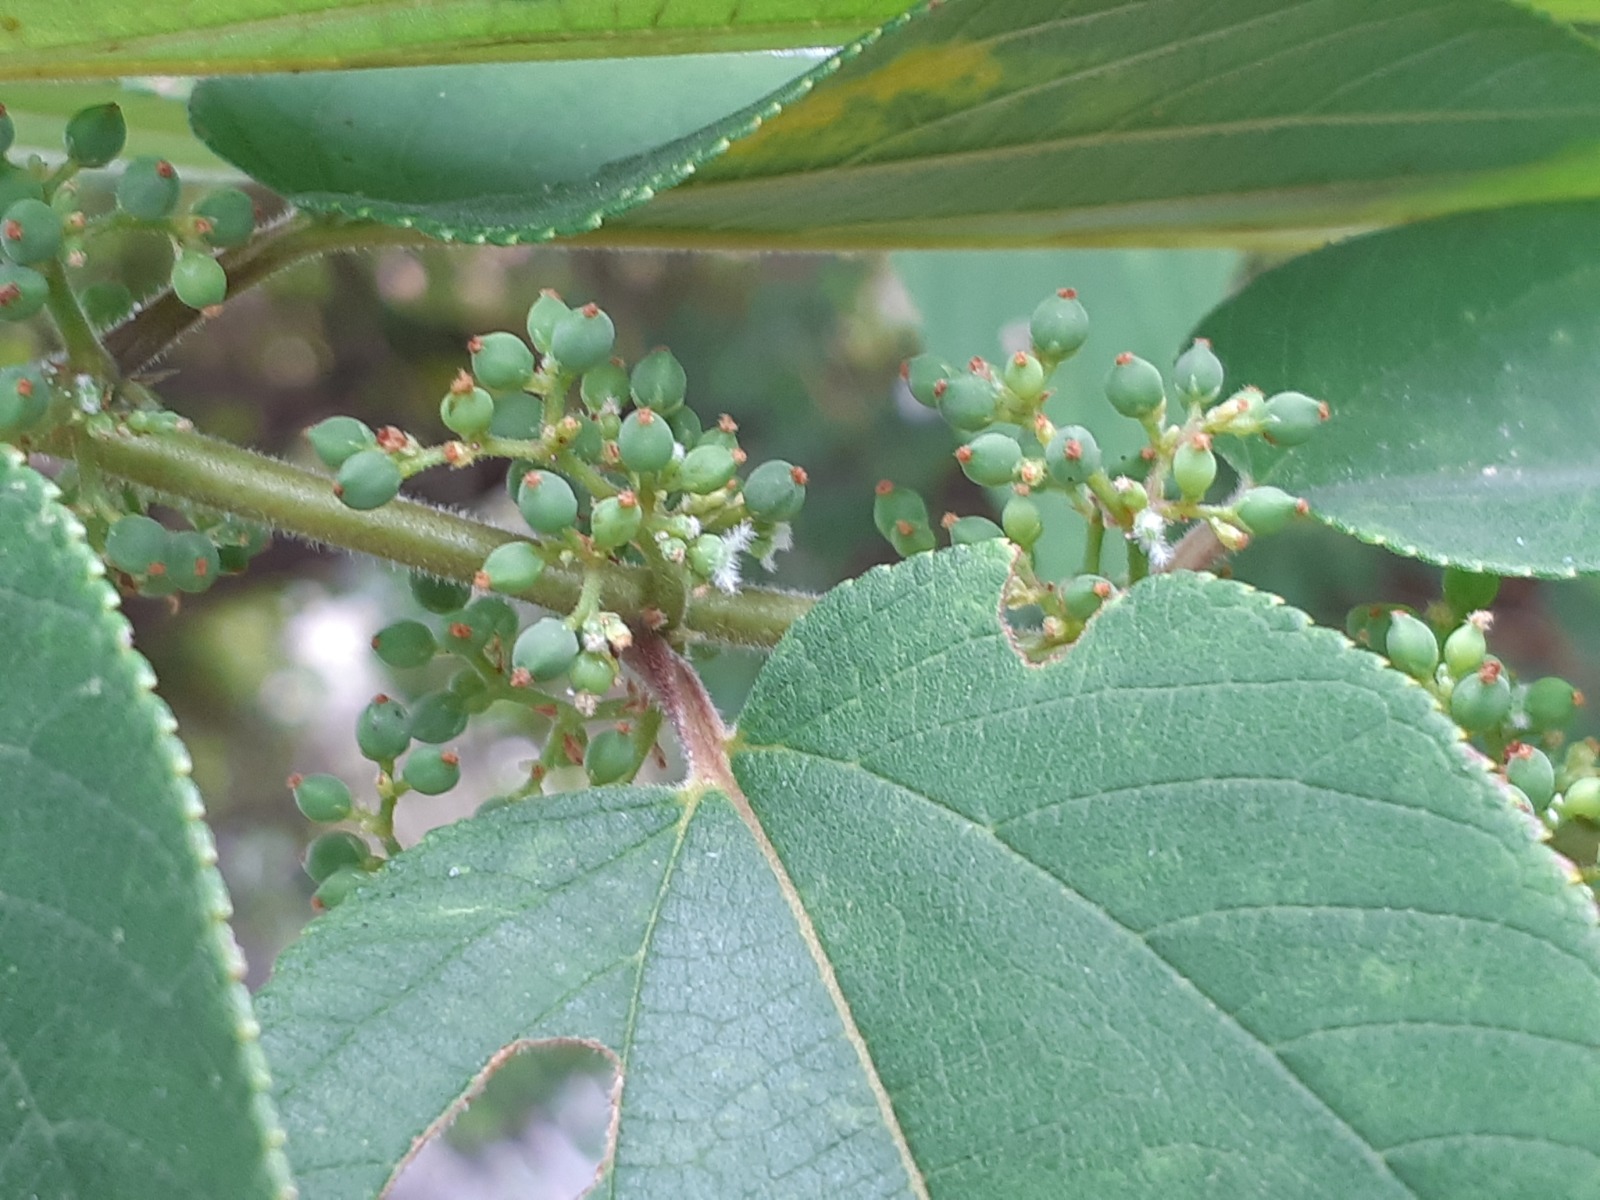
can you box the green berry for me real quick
[449,668,493,715]
[371,619,436,669]
[1263,391,1328,447]
[570,651,618,696]
[164,531,221,594]
[470,331,534,391]
[630,348,688,415]
[1171,435,1217,500]
[440,376,495,439]
[1526,676,1581,734]
[292,773,353,823]
[1384,611,1439,681]
[116,156,181,221]
[678,443,738,495]
[590,493,643,550]
[1442,567,1500,618]
[408,691,469,744]
[489,391,541,440]
[947,515,1004,546]
[1002,351,1047,402]
[80,280,134,329]
[580,361,629,412]
[356,695,411,762]
[403,746,461,796]
[410,572,471,615]
[1045,424,1101,487]
[1105,352,1165,419]
[104,515,169,575]
[744,460,807,523]
[0,364,50,432]
[1506,744,1556,812]
[525,288,570,354]
[1234,487,1304,536]
[1450,665,1512,733]
[444,596,518,657]
[666,406,703,448]
[170,250,228,310]
[335,448,403,510]
[1443,621,1488,680]
[1171,338,1224,405]
[872,480,926,542]
[956,432,1022,487]
[618,407,676,474]
[479,541,544,593]
[306,415,376,469]
[0,262,48,321]
[64,103,126,167]
[1562,776,1600,822]
[0,105,12,156]
[939,370,998,433]
[517,469,579,535]
[889,517,936,557]
[1029,288,1089,362]
[1,198,62,266]
[1001,495,1043,548]
[549,303,615,373]
[512,617,579,682]
[585,729,636,785]
[1065,574,1114,621]
[686,533,730,582]
[313,865,367,910]
[193,187,255,248]
[0,162,42,215]
[903,354,952,408]
[304,830,370,883]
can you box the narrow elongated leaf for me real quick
[0,449,291,1199]
[261,544,1600,1197]
[191,0,1600,249]
[0,0,913,80]
[1199,199,1600,577]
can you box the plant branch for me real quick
[46,421,814,647]
[625,632,735,793]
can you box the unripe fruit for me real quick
[371,619,437,669]
[1002,495,1043,547]
[306,415,376,469]
[1384,611,1439,681]
[889,517,936,557]
[292,773,353,823]
[517,469,579,535]
[1002,350,1047,401]
[1171,338,1224,404]
[1029,288,1089,361]
[313,865,367,910]
[513,618,579,681]
[678,443,738,494]
[1172,434,1217,499]
[480,541,544,593]
[1562,776,1600,822]
[1065,574,1114,621]
[0,162,42,216]
[445,596,518,656]
[1263,391,1329,446]
[403,746,461,796]
[0,262,48,321]
[744,460,807,522]
[1,198,62,266]
[1235,486,1304,536]
[489,391,541,440]
[408,691,470,744]
[618,407,675,473]
[872,480,928,541]
[590,492,643,550]
[549,303,615,373]
[956,432,1022,487]
[947,515,1004,545]
[1443,621,1488,679]
[939,371,998,432]
[1104,352,1164,419]
[64,103,126,167]
[410,572,471,614]
[449,668,493,715]
[686,533,730,582]
[165,531,221,593]
[585,729,635,785]
[116,156,181,221]
[304,831,370,884]
[630,348,688,415]
[1451,665,1512,732]
[525,288,570,354]
[1506,744,1556,812]
[470,331,534,391]
[193,187,255,248]
[1526,676,1581,733]
[170,250,227,310]
[666,405,702,447]
[0,364,50,431]
[1045,424,1101,487]
[570,651,618,696]
[440,375,495,439]
[356,695,411,762]
[104,514,169,575]
[580,361,629,412]
[335,448,403,510]
[903,354,952,408]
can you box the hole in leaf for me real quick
[385,1039,619,1200]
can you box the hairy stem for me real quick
[42,260,116,379]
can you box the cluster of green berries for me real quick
[890,289,1324,651]
[96,507,269,599]
[0,99,254,336]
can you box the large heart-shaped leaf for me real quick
[1199,198,1600,577]
[193,0,1600,249]
[259,544,1600,1197]
[0,449,292,1198]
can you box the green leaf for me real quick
[0,0,913,80]
[261,544,1600,1196]
[0,449,291,1199]
[190,0,1600,249]
[1199,199,1600,577]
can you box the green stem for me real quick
[1082,513,1105,576]
[1127,541,1150,584]
[42,260,116,379]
